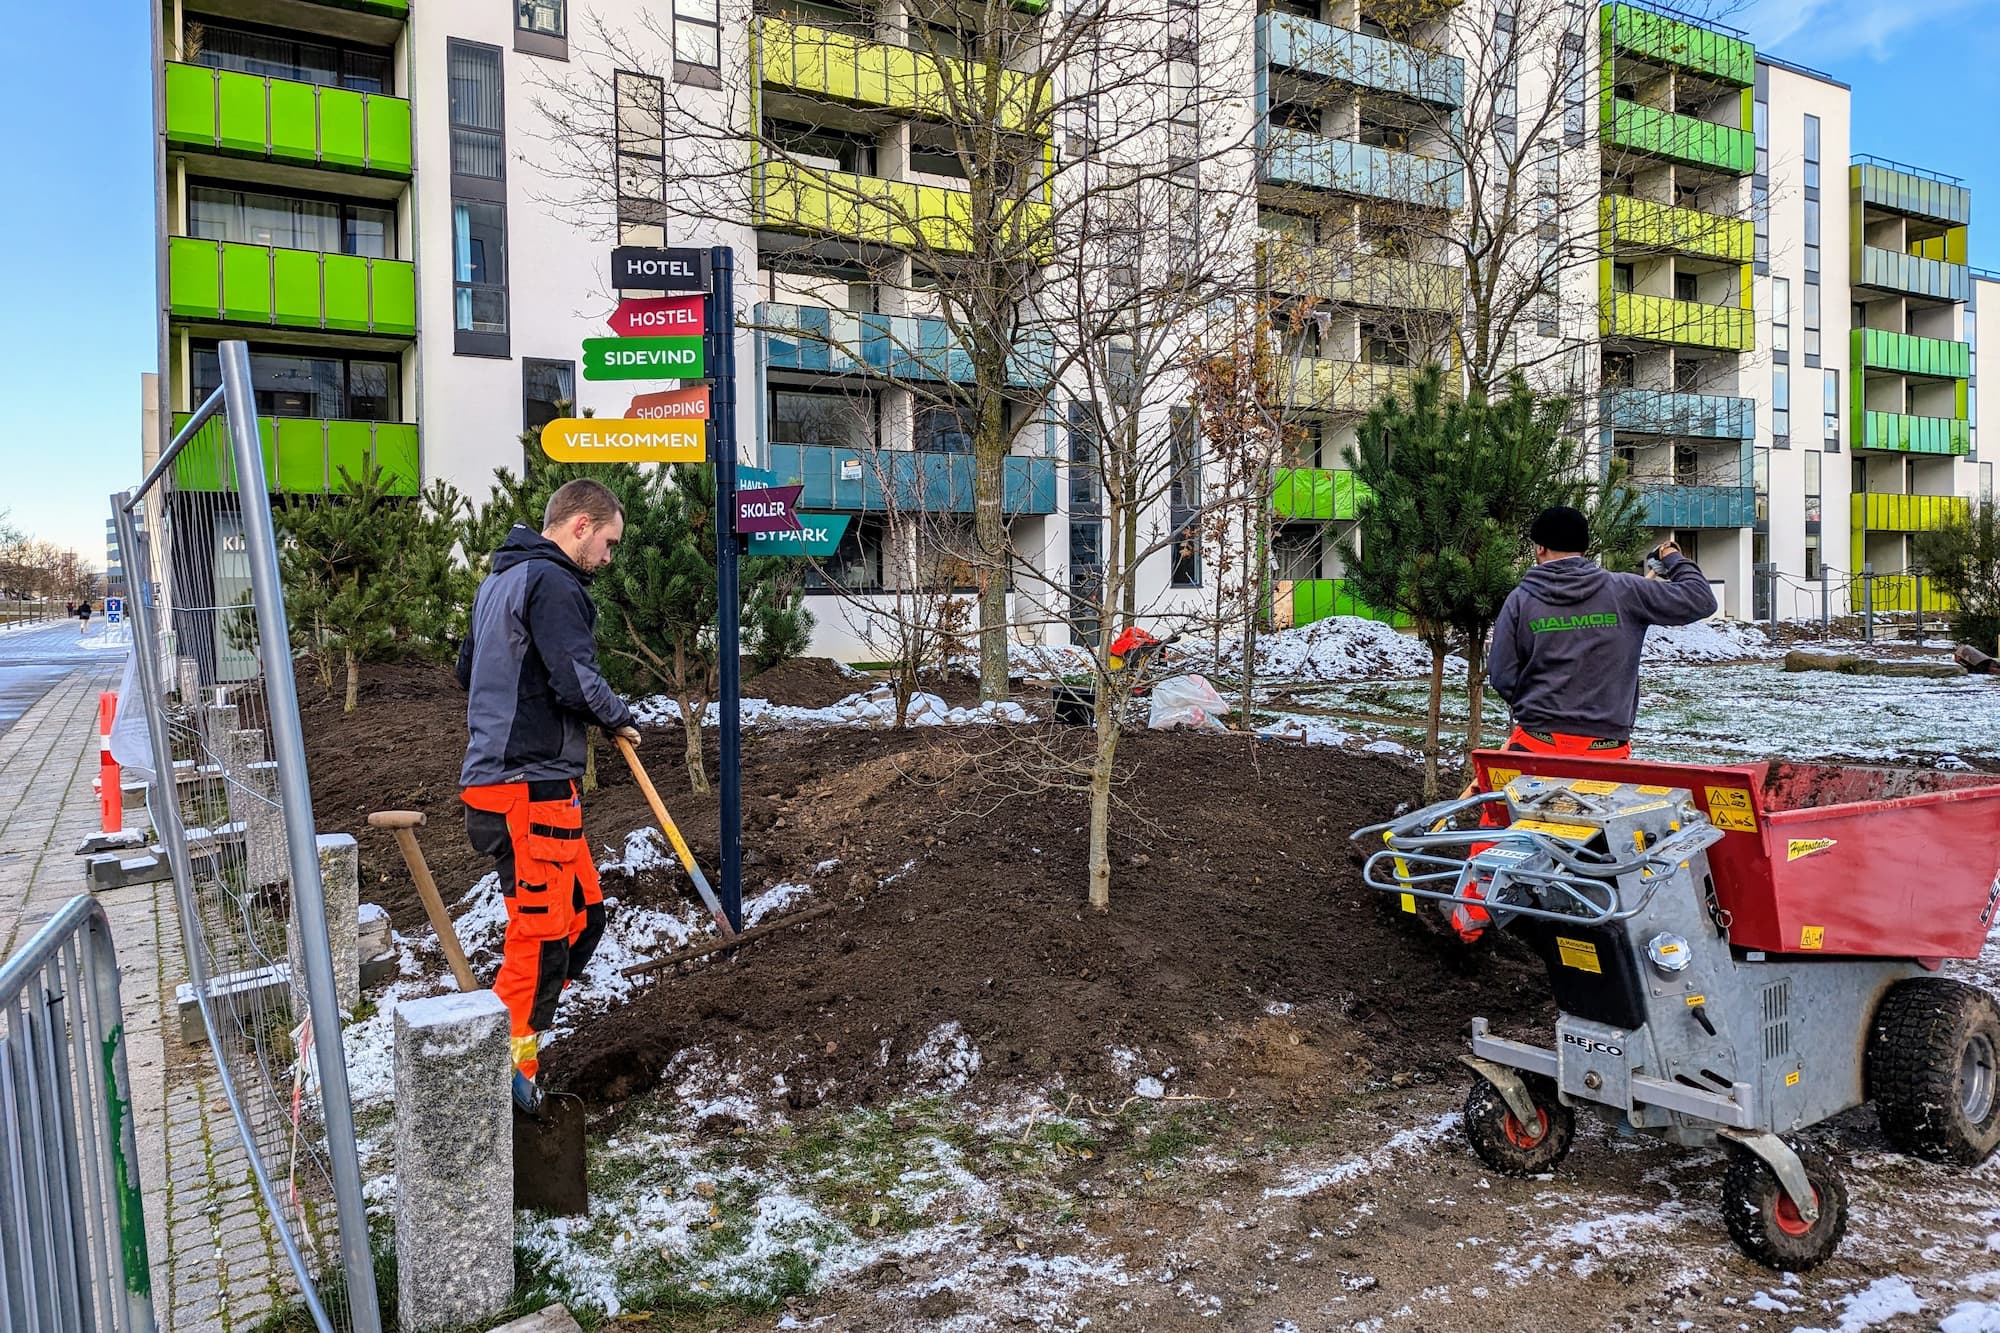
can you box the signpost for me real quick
[706,246,745,932]
[105,596,123,625]
[582,336,705,381]
[628,386,710,420]
[539,417,705,463]
[609,294,705,338]
[746,514,850,557]
[610,246,710,291]
[734,485,804,535]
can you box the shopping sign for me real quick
[539,417,705,463]
[747,514,851,557]
[582,336,704,381]
[628,386,710,420]
[734,485,805,534]
[610,246,710,291]
[610,295,704,338]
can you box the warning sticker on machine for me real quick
[1786,837,1839,862]
[1800,925,1826,949]
[1513,818,1600,842]
[1486,766,1522,789]
[1636,784,1674,795]
[1785,1069,1802,1086]
[1555,937,1603,973]
[1570,779,1622,795]
[1704,786,1759,832]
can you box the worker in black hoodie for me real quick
[1453,506,1716,940]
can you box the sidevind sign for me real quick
[582,336,705,381]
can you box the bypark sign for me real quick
[539,417,705,463]
[582,336,705,381]
[746,514,851,557]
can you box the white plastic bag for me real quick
[108,648,156,781]
[1147,674,1229,731]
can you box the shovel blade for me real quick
[513,1093,589,1216]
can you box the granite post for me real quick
[289,834,360,1017]
[222,728,287,888]
[394,990,513,1332]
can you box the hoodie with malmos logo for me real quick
[1487,553,1717,743]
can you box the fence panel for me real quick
[111,339,380,1333]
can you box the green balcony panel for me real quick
[164,63,413,178]
[167,238,417,336]
[1854,327,1971,379]
[1602,291,1753,352]
[1853,492,1967,533]
[171,413,419,495]
[1606,98,1753,175]
[1601,195,1752,264]
[1271,468,1363,521]
[1852,163,1971,226]
[1259,13,1464,107]
[1861,411,1970,456]
[1856,246,1970,303]
[1287,578,1403,627]
[758,17,1045,133]
[1601,3,1753,86]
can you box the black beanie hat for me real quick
[1530,505,1589,553]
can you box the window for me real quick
[807,517,886,592]
[192,344,400,422]
[449,43,504,179]
[770,390,871,448]
[615,71,666,216]
[1803,198,1820,277]
[1067,400,1099,508]
[1804,450,1822,527]
[1804,533,1821,581]
[768,121,874,175]
[188,20,392,93]
[1804,283,1821,362]
[1561,31,1586,146]
[189,185,397,259]
[1772,364,1790,441]
[516,0,566,56]
[1823,369,1840,447]
[1803,114,1820,190]
[523,360,574,434]
[1674,271,1698,303]
[1771,277,1789,355]
[1169,407,1201,587]
[675,0,721,72]
[1612,263,1634,294]
[450,42,507,354]
[915,404,975,454]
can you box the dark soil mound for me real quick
[741,656,866,708]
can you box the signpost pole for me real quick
[709,245,744,932]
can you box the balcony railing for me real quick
[1258,13,1463,107]
[1852,162,1971,226]
[163,63,412,177]
[1601,3,1754,86]
[1605,98,1753,175]
[1260,245,1465,314]
[1260,127,1463,210]
[1601,195,1753,264]
[1638,483,1756,529]
[1278,358,1423,413]
[1857,246,1971,303]
[763,444,1057,514]
[756,302,1051,387]
[755,159,1049,258]
[1602,291,1754,352]
[1600,388,1755,440]
[1284,578,1402,627]
[1860,410,1970,456]
[1271,468,1363,521]
[1853,491,1968,532]
[757,17,1046,133]
[170,414,419,495]
[1854,327,1971,379]
[168,238,415,336]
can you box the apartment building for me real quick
[148,0,1986,659]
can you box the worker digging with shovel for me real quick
[1451,505,1717,942]
[457,478,642,1117]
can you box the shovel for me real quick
[615,735,737,938]
[370,808,589,1215]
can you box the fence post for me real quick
[1820,568,1830,636]
[216,339,383,1330]
[1914,570,1925,646]
[1862,562,1874,643]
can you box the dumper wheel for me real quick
[1464,1074,1574,1176]
[1721,1139,1847,1272]
[1869,977,2000,1165]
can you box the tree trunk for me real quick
[583,735,598,795]
[342,648,359,714]
[1087,689,1120,912]
[1464,634,1488,757]
[1239,501,1260,728]
[1423,646,1445,802]
[678,692,710,793]
[973,368,1011,703]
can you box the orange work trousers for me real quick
[462,779,606,1079]
[1451,728,1633,941]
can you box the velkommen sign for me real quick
[539,417,705,462]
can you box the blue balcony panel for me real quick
[765,443,1058,515]
[1602,389,1756,441]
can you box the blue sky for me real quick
[0,0,1995,566]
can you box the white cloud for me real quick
[1748,0,1984,63]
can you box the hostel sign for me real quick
[610,295,705,338]
[582,336,705,381]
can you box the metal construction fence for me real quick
[0,895,156,1333]
[111,340,380,1333]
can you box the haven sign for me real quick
[539,418,705,463]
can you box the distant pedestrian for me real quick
[76,600,92,637]
[65,601,75,619]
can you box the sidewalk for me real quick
[0,666,292,1332]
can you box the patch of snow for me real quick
[600,827,674,877]
[1264,1114,1461,1198]
[1640,619,1778,664]
[1792,1276,1926,1333]
[744,881,812,926]
[1238,617,1459,683]
[1134,1076,1166,1099]
[634,685,1038,731]
[906,1021,982,1093]
[1943,1302,2000,1333]
[1259,713,1356,747]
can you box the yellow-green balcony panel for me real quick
[1605,99,1753,176]
[1853,328,1971,379]
[168,237,416,336]
[171,413,420,496]
[1279,358,1423,413]
[1602,292,1753,353]
[164,63,412,177]
[1853,491,1967,533]
[756,160,1050,259]
[757,17,1047,134]
[1601,3,1754,86]
[1261,245,1465,315]
[1601,195,1752,264]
